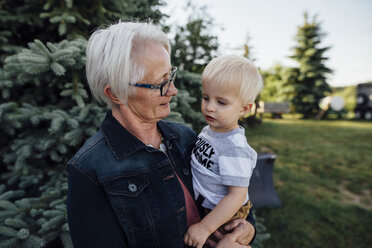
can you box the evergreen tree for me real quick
[287,13,332,118]
[170,1,219,132]
[171,3,219,74]
[0,1,166,247]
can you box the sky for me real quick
[160,0,372,87]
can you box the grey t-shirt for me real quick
[190,125,257,210]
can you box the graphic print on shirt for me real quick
[192,137,218,174]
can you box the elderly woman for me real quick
[67,21,256,248]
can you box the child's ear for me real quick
[104,85,122,105]
[240,103,253,116]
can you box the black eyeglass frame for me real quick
[129,66,177,96]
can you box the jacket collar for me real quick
[101,111,179,160]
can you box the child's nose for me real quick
[206,102,215,112]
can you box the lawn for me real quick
[245,119,372,248]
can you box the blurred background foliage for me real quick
[0,0,369,247]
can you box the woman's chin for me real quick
[157,108,171,119]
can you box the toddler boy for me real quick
[184,55,263,248]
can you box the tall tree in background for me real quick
[171,2,219,74]
[0,1,166,247]
[287,13,332,118]
[170,1,219,132]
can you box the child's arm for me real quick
[183,186,247,248]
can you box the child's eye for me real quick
[218,101,226,105]
[202,96,209,101]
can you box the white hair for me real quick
[86,21,171,108]
[202,55,263,104]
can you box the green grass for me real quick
[245,119,372,248]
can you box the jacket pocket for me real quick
[102,174,160,232]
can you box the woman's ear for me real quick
[104,85,122,105]
[240,103,253,116]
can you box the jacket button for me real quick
[128,183,137,192]
[182,168,190,176]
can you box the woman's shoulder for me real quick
[67,130,110,181]
[68,131,106,164]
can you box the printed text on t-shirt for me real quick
[192,138,215,171]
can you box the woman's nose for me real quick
[166,82,178,96]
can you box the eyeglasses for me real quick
[129,66,177,96]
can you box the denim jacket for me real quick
[67,111,197,247]
[67,111,255,248]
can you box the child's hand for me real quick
[184,222,211,248]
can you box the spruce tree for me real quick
[170,2,219,132]
[287,13,332,118]
[0,1,167,247]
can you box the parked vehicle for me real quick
[355,82,372,120]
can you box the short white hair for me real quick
[86,21,171,108]
[202,55,263,104]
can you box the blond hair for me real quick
[202,55,263,104]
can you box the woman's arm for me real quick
[67,165,128,248]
